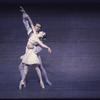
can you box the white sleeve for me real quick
[33,46,43,54]
[22,13,32,36]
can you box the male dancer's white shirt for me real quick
[22,13,42,54]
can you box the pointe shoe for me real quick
[40,81,45,89]
[23,82,26,88]
[19,80,26,90]
[46,80,52,86]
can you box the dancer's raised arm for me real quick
[20,6,37,35]
[20,6,32,36]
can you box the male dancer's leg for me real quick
[38,55,52,86]
[18,62,28,89]
[18,62,24,78]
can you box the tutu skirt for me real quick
[20,48,41,65]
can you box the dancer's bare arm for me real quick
[37,39,52,54]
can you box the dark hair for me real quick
[35,23,42,29]
[41,33,47,41]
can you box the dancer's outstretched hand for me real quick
[20,6,26,13]
[48,48,52,54]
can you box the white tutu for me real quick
[20,49,40,65]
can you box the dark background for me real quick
[0,0,100,99]
[0,0,100,3]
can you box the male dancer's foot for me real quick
[46,80,52,86]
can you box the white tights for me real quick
[18,56,50,83]
[19,63,43,85]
